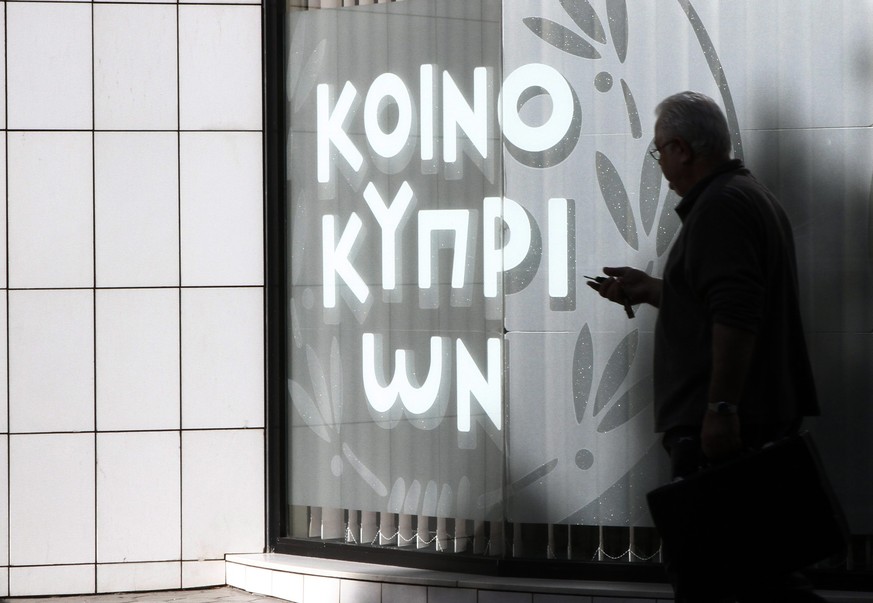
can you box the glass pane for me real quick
[284,0,505,552]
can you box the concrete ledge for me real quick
[226,553,676,602]
[226,553,870,603]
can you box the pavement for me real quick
[1,587,287,603]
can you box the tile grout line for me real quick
[91,0,98,593]
[4,0,9,594]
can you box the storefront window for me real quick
[275,0,873,580]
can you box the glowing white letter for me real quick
[483,197,532,297]
[418,210,470,289]
[549,198,569,297]
[456,338,502,432]
[363,181,414,290]
[362,333,446,414]
[443,67,488,162]
[322,213,369,308]
[317,82,364,183]
[364,73,413,159]
[499,63,574,152]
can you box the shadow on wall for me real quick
[743,55,873,536]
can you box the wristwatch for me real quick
[708,401,738,415]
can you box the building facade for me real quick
[0,0,265,596]
[2,0,873,598]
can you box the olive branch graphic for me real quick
[508,1,683,509]
[524,0,640,138]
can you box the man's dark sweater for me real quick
[653,159,819,432]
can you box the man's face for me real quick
[653,124,682,192]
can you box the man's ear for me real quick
[675,138,694,164]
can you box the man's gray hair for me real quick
[655,91,732,160]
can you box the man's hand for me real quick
[586,266,663,309]
[701,411,743,462]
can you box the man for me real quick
[589,91,821,601]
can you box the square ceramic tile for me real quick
[0,133,7,288]
[303,575,340,603]
[95,132,180,288]
[429,587,476,603]
[9,565,95,597]
[96,289,181,431]
[9,434,95,566]
[6,3,92,129]
[383,584,427,603]
[0,437,7,566]
[183,560,226,588]
[97,432,181,563]
[225,561,246,589]
[181,429,265,560]
[179,5,262,130]
[0,296,7,434]
[180,132,264,286]
[181,288,264,429]
[0,567,7,598]
[533,596,593,603]
[243,565,273,595]
[9,290,95,433]
[272,570,304,601]
[0,10,5,130]
[94,5,178,130]
[480,592,533,603]
[8,132,94,289]
[341,580,380,603]
[97,561,182,593]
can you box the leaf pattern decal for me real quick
[620,79,642,139]
[596,151,639,250]
[288,379,331,443]
[523,17,602,59]
[292,39,327,113]
[572,324,594,424]
[639,142,662,236]
[343,442,389,497]
[388,478,406,513]
[329,337,344,434]
[593,329,638,416]
[404,480,422,515]
[656,191,682,256]
[605,0,629,63]
[559,0,606,44]
[596,374,653,433]
[306,344,333,428]
[510,458,559,495]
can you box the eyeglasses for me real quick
[649,139,677,161]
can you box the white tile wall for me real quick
[183,560,228,589]
[9,290,95,433]
[94,5,179,130]
[181,287,264,428]
[96,289,181,431]
[9,565,96,598]
[179,6,263,130]
[181,429,265,559]
[97,561,182,593]
[96,432,181,562]
[180,132,264,286]
[9,434,96,566]
[0,134,6,287]
[7,3,93,129]
[7,132,94,288]
[95,132,180,288]
[2,0,265,597]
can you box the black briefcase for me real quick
[646,431,849,586]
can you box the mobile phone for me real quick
[584,275,635,319]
